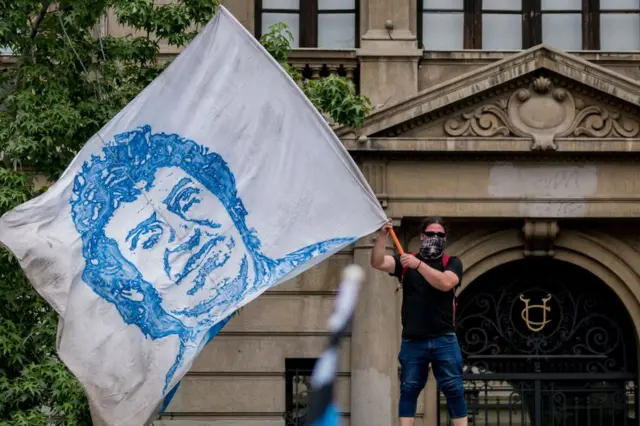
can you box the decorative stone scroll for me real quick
[444,76,640,151]
[444,99,514,138]
[558,104,640,138]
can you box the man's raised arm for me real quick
[370,221,396,274]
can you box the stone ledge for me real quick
[288,48,357,61]
[343,137,640,153]
[0,55,18,68]
[153,419,284,426]
[385,199,640,219]
[422,50,640,63]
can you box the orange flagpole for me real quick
[388,228,405,255]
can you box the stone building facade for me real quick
[84,1,640,425]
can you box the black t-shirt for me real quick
[390,253,463,340]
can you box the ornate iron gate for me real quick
[438,258,639,426]
[284,359,313,426]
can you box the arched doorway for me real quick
[438,258,639,426]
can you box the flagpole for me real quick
[388,228,405,255]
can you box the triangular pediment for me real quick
[336,45,640,149]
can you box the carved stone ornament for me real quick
[444,75,640,151]
[522,220,559,257]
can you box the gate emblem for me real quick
[520,294,552,332]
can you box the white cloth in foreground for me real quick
[0,7,386,426]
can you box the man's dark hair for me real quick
[420,216,446,234]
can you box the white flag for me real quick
[0,7,386,426]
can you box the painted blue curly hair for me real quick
[69,125,266,338]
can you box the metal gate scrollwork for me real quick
[438,258,639,426]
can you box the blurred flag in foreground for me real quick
[306,265,364,426]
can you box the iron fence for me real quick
[438,374,638,426]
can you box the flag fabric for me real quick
[0,7,386,426]
[306,265,364,426]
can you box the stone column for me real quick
[360,0,417,46]
[351,232,399,426]
[357,0,423,108]
[221,0,255,33]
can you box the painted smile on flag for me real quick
[69,125,356,396]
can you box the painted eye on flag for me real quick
[126,212,166,251]
[166,177,202,216]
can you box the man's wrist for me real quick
[414,261,422,270]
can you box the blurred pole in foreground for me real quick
[306,265,365,426]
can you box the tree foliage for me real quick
[0,168,92,426]
[0,1,371,425]
[260,23,370,127]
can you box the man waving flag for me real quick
[306,265,364,426]
[0,6,386,426]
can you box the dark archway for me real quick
[438,258,639,426]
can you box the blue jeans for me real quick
[398,334,467,419]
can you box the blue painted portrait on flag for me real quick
[69,125,354,398]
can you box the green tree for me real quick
[259,22,370,127]
[0,1,370,425]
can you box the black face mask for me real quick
[419,234,446,259]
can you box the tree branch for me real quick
[29,1,53,40]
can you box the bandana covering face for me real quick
[419,235,446,259]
